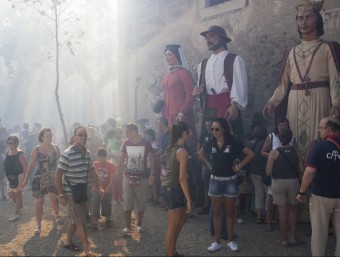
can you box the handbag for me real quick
[7,175,19,189]
[262,174,271,186]
[66,181,88,203]
[262,135,274,186]
[65,157,90,204]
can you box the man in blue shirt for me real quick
[297,117,340,256]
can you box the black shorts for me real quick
[161,186,186,209]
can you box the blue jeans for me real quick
[208,176,239,197]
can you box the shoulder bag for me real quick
[65,157,90,203]
[262,136,273,186]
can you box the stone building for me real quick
[115,0,340,134]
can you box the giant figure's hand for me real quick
[176,113,185,122]
[330,105,340,120]
[192,86,203,97]
[262,101,275,117]
[225,103,238,121]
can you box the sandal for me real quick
[55,216,63,225]
[289,239,305,246]
[174,251,185,257]
[256,218,263,224]
[265,226,273,232]
[84,251,99,257]
[62,242,81,252]
[277,240,289,247]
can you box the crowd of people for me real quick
[0,0,340,256]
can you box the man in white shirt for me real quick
[193,25,248,138]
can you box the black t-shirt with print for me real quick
[203,136,244,178]
[308,135,340,198]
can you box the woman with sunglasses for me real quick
[199,118,254,252]
[3,135,27,221]
[23,128,61,235]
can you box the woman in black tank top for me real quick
[3,135,27,221]
[266,129,304,246]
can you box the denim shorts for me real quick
[161,186,186,209]
[208,175,239,197]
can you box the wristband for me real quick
[298,192,305,195]
[231,101,240,109]
[58,195,65,198]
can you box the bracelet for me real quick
[298,192,305,195]
[231,101,240,109]
[58,195,65,198]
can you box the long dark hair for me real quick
[297,11,324,38]
[212,118,232,145]
[166,121,189,155]
[274,117,290,134]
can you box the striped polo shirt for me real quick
[57,144,93,196]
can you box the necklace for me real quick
[297,40,321,59]
[293,40,323,96]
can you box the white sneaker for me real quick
[34,226,41,236]
[122,227,130,234]
[137,226,144,232]
[227,241,239,251]
[208,242,221,252]
[9,213,19,221]
[237,218,245,224]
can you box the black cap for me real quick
[200,25,232,43]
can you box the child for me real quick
[91,148,115,230]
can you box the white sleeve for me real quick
[197,62,202,87]
[230,56,248,110]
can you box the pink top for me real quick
[162,68,195,120]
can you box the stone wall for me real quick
[117,0,340,134]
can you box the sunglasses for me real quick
[211,127,220,132]
[76,134,88,138]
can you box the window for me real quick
[205,0,230,8]
[198,0,247,21]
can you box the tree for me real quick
[9,0,84,147]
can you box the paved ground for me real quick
[0,190,337,256]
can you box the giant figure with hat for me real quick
[193,25,248,138]
[263,0,340,155]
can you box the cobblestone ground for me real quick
[0,190,336,256]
